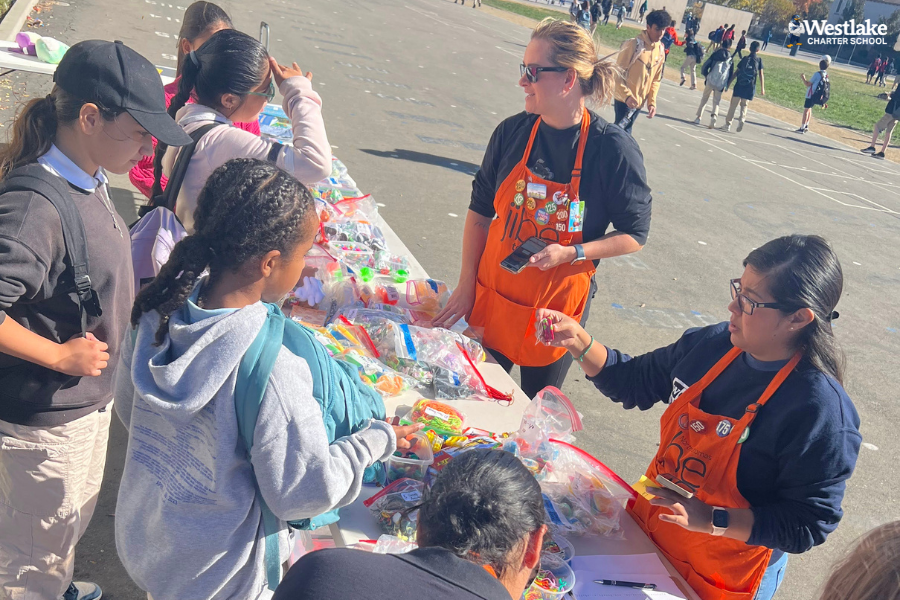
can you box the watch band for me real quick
[711,507,729,536]
[571,244,585,264]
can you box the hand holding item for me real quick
[648,486,716,534]
[533,309,590,354]
[528,244,575,271]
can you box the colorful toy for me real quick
[536,317,554,344]
[15,32,41,56]
[385,431,434,483]
[404,399,466,436]
[35,37,69,64]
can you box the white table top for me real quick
[0,40,176,84]
[336,212,700,600]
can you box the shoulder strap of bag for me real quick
[0,164,101,336]
[159,122,224,212]
[234,302,286,591]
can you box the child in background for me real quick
[116,158,419,600]
[616,4,626,29]
[129,1,261,198]
[149,29,332,234]
[798,59,829,133]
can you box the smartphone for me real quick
[655,475,694,499]
[501,237,548,274]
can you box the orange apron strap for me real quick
[569,109,592,191]
[740,351,802,426]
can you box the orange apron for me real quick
[469,111,596,367]
[629,347,801,600]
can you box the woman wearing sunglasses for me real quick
[150,28,331,234]
[535,234,861,600]
[434,18,652,399]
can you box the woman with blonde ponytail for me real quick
[434,18,652,398]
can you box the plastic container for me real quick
[385,431,434,483]
[542,534,575,564]
[521,554,575,599]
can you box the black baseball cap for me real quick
[54,40,192,146]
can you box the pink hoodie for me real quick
[128,79,261,199]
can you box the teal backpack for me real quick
[234,303,387,590]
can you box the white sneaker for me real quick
[708,121,716,129]
[721,124,731,132]
[62,582,102,600]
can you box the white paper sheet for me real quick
[569,554,688,599]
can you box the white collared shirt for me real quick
[37,144,108,192]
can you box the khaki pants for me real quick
[696,84,724,125]
[725,96,749,127]
[0,406,112,600]
[681,55,698,88]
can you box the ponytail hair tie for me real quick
[829,310,839,322]
[189,50,201,69]
[45,94,56,106]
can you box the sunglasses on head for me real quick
[248,79,276,102]
[520,63,568,83]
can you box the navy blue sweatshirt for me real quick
[588,323,861,556]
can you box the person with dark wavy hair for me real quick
[275,449,547,600]
[537,234,861,600]
[115,158,416,599]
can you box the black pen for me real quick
[594,579,658,590]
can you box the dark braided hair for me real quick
[417,449,544,577]
[149,28,268,201]
[132,158,316,344]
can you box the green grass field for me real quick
[484,0,897,141]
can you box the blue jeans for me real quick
[754,552,788,600]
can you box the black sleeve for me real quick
[586,325,723,410]
[468,122,506,219]
[593,127,651,245]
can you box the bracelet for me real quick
[576,336,594,363]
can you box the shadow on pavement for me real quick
[360,148,480,175]
[770,134,852,152]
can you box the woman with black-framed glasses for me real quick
[534,234,861,600]
[433,18,652,400]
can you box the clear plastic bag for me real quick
[538,440,637,538]
[361,319,488,399]
[323,220,387,254]
[401,399,467,436]
[372,534,418,555]
[510,386,583,456]
[363,478,423,539]
[323,194,379,223]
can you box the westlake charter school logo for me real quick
[791,17,889,46]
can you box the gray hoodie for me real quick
[115,288,395,600]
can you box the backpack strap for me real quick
[150,122,224,214]
[0,164,101,336]
[234,303,285,592]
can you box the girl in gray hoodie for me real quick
[115,158,418,600]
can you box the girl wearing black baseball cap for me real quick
[0,40,189,600]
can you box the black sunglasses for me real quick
[730,279,791,316]
[520,63,569,83]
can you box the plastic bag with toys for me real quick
[363,477,423,540]
[537,440,637,538]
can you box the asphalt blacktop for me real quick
[1,0,898,598]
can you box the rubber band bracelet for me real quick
[576,336,595,363]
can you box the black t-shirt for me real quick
[273,547,512,600]
[469,111,652,247]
